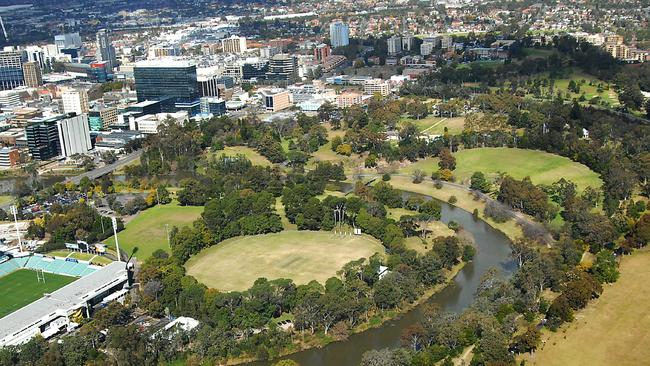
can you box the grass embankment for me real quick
[387,207,456,254]
[398,147,602,191]
[105,202,203,261]
[185,231,385,292]
[520,249,650,366]
[0,269,77,318]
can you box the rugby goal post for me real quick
[36,269,46,284]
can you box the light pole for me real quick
[10,205,22,252]
[111,217,122,262]
[165,224,170,249]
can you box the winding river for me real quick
[249,190,517,366]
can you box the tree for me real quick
[591,250,619,283]
[511,326,541,354]
[400,324,426,351]
[470,171,490,193]
[437,148,456,170]
[407,101,428,120]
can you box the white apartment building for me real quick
[130,112,189,134]
[363,79,391,96]
[62,89,89,115]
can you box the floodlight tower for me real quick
[10,205,22,252]
[111,217,122,262]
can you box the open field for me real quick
[378,176,523,240]
[399,116,465,135]
[105,202,203,261]
[211,146,272,167]
[520,249,650,366]
[185,231,385,292]
[398,148,602,191]
[0,269,77,318]
[0,195,14,206]
[47,250,113,265]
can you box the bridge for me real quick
[68,150,143,184]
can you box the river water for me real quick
[249,190,516,366]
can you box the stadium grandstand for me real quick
[0,254,132,346]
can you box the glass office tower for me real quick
[133,61,200,113]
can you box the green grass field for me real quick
[520,249,650,366]
[105,202,203,261]
[399,116,465,135]
[398,148,602,191]
[0,269,77,318]
[185,231,385,292]
[211,146,272,167]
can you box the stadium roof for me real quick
[0,261,128,341]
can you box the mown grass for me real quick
[104,202,203,261]
[185,231,385,292]
[520,249,650,366]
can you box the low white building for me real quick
[129,112,189,134]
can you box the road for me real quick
[68,150,143,184]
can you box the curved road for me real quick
[68,151,143,185]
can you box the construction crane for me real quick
[0,16,8,41]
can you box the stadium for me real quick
[0,253,132,346]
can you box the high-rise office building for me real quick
[56,114,92,157]
[54,33,82,53]
[22,61,43,87]
[199,97,227,116]
[221,35,248,54]
[387,36,402,55]
[62,89,89,115]
[96,29,117,71]
[133,60,200,114]
[265,54,298,82]
[329,22,350,48]
[0,48,26,90]
[25,118,61,161]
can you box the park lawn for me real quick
[386,176,523,240]
[520,249,650,366]
[211,146,272,167]
[185,231,385,292]
[551,72,619,105]
[104,202,203,261]
[0,269,77,318]
[47,250,113,265]
[400,116,465,135]
[399,148,602,191]
[522,48,553,58]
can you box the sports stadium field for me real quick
[0,269,76,318]
[185,231,385,292]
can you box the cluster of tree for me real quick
[26,203,123,252]
[498,176,557,221]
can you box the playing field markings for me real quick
[421,118,448,134]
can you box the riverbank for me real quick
[228,261,467,366]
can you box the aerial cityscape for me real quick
[0,0,648,365]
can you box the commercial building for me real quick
[420,42,434,56]
[0,147,20,168]
[260,88,291,112]
[62,89,89,115]
[330,22,350,48]
[88,106,118,131]
[242,59,269,80]
[314,44,331,61]
[148,44,181,59]
[199,97,227,116]
[22,61,43,87]
[96,29,117,71]
[129,112,189,134]
[54,33,82,53]
[388,36,402,55]
[26,114,92,160]
[133,60,200,114]
[221,36,248,54]
[0,49,26,90]
[266,54,298,82]
[56,114,92,157]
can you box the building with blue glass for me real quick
[134,60,200,114]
